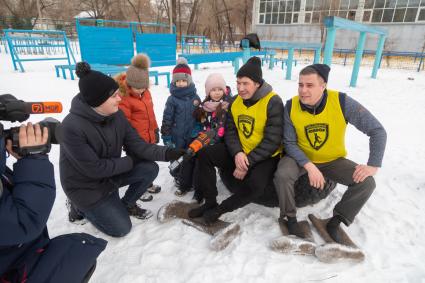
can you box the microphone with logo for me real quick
[0,94,63,156]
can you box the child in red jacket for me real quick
[115,54,161,200]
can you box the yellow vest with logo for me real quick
[290,90,347,163]
[232,91,282,157]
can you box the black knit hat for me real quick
[309,64,331,83]
[236,56,263,84]
[76,62,119,107]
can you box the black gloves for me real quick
[165,148,186,161]
[0,94,30,122]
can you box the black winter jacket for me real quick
[60,94,168,210]
[225,82,284,168]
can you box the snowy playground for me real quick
[1,48,425,282]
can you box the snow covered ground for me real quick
[1,52,425,283]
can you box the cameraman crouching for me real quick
[0,120,107,282]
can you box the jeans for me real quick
[83,161,158,237]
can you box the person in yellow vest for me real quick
[188,56,284,224]
[274,64,387,243]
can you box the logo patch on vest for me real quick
[305,123,329,150]
[238,115,255,138]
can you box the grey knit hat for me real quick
[126,54,150,89]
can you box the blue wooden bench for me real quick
[55,64,170,87]
[181,50,267,74]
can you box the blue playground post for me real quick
[313,48,321,64]
[350,32,367,87]
[323,27,336,66]
[286,48,294,80]
[323,16,388,87]
[241,39,250,63]
[268,50,276,70]
[372,35,386,78]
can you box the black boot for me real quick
[326,215,343,244]
[192,189,204,204]
[203,206,224,224]
[287,216,305,238]
[66,199,84,223]
[188,201,217,218]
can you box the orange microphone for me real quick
[168,130,215,174]
[25,102,63,114]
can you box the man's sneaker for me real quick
[147,184,161,194]
[139,192,153,202]
[66,199,87,225]
[126,204,153,220]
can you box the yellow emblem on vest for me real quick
[232,91,281,157]
[238,114,255,138]
[305,123,328,150]
[290,89,347,163]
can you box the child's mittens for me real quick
[162,135,175,148]
[217,127,225,137]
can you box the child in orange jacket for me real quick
[115,54,161,199]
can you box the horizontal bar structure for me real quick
[324,16,388,36]
[322,16,388,87]
[261,40,322,80]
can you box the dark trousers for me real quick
[195,143,279,213]
[171,157,196,191]
[273,156,376,225]
[83,161,158,237]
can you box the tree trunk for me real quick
[186,0,200,35]
[221,0,233,44]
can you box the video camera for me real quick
[0,94,63,156]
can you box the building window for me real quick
[305,11,312,22]
[361,0,423,23]
[404,7,418,21]
[382,8,395,21]
[363,9,372,21]
[258,0,424,25]
[393,8,406,21]
[372,8,384,21]
[257,0,302,24]
[418,7,425,20]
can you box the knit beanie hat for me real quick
[172,57,192,85]
[236,56,263,84]
[76,62,119,107]
[126,53,150,89]
[205,73,226,97]
[309,64,330,83]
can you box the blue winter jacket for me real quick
[161,83,201,149]
[0,140,107,283]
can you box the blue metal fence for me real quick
[4,29,76,72]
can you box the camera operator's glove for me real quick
[165,148,186,161]
[162,135,175,148]
[0,94,29,122]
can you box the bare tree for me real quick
[186,0,200,35]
